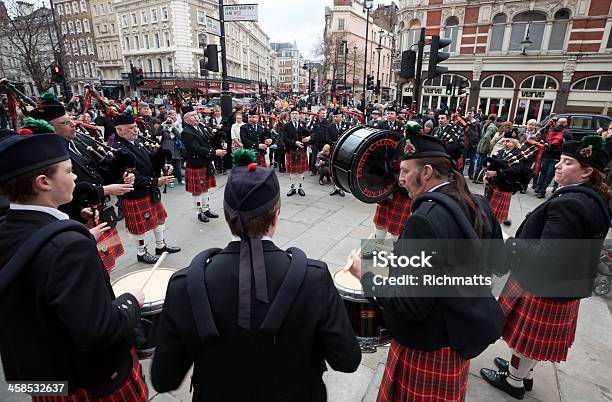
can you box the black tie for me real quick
[337,124,340,131]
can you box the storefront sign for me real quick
[402,83,413,96]
[423,87,443,95]
[520,90,546,99]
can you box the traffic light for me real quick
[309,78,315,93]
[400,50,416,79]
[202,44,219,72]
[445,84,453,96]
[135,67,144,87]
[427,35,452,80]
[366,75,374,91]
[376,79,381,94]
[458,79,469,96]
[51,65,64,83]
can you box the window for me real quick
[338,18,345,31]
[83,19,90,32]
[158,58,163,72]
[164,31,170,47]
[91,62,96,77]
[167,57,173,74]
[151,8,158,23]
[133,35,139,49]
[141,10,148,24]
[101,24,107,33]
[86,38,93,54]
[197,10,206,25]
[58,5,64,16]
[489,14,507,52]
[444,17,459,53]
[79,0,86,12]
[72,2,78,14]
[510,11,546,51]
[481,74,514,88]
[72,40,78,54]
[571,75,612,92]
[121,15,128,28]
[124,36,129,50]
[76,20,82,33]
[99,3,105,14]
[68,21,75,34]
[64,3,71,14]
[569,116,593,129]
[92,4,96,15]
[608,30,612,49]
[131,13,137,25]
[402,20,421,51]
[147,59,153,73]
[76,62,82,77]
[79,38,86,55]
[111,23,115,33]
[154,32,160,48]
[521,75,557,89]
[549,9,570,51]
[61,22,67,35]
[198,33,207,46]
[68,62,74,77]
[161,6,168,20]
[144,34,149,49]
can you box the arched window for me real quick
[67,21,74,34]
[571,75,612,92]
[86,38,94,54]
[521,75,558,90]
[64,3,70,15]
[71,40,78,54]
[444,16,460,53]
[510,11,546,51]
[75,62,82,77]
[403,20,420,51]
[481,74,515,88]
[75,20,82,33]
[549,9,570,51]
[72,2,78,14]
[489,14,507,52]
[79,38,86,55]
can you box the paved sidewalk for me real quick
[1,171,611,401]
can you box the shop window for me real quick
[521,75,557,90]
[571,75,612,92]
[549,9,570,51]
[510,11,546,51]
[444,16,459,53]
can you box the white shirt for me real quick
[231,122,244,141]
[231,235,273,242]
[10,203,69,221]
[428,182,450,193]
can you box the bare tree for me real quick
[315,33,365,87]
[0,0,59,93]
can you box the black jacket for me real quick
[0,210,139,394]
[488,148,530,193]
[325,122,349,146]
[376,119,402,132]
[151,240,361,401]
[361,187,504,359]
[181,123,216,168]
[240,123,269,155]
[113,136,160,200]
[466,120,483,150]
[433,124,464,161]
[312,119,329,147]
[506,185,610,300]
[283,121,309,152]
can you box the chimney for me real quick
[16,1,35,16]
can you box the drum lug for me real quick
[358,337,377,353]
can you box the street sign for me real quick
[206,16,221,36]
[223,4,258,21]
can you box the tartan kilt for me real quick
[489,188,512,222]
[185,166,216,194]
[32,351,148,402]
[499,275,580,362]
[97,227,124,272]
[121,197,167,236]
[256,152,267,167]
[373,192,412,236]
[377,341,470,402]
[285,148,308,174]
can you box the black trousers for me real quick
[276,148,286,171]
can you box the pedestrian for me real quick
[474,114,498,183]
[274,112,288,173]
[316,144,332,185]
[151,151,361,401]
[481,135,611,399]
[160,117,184,185]
[284,108,311,196]
[464,111,483,180]
[231,112,244,151]
[534,119,566,198]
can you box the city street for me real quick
[1,170,611,401]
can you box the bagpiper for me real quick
[240,108,272,166]
[283,108,311,196]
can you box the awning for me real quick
[198,87,221,94]
[243,89,256,94]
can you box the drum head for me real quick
[333,269,364,299]
[112,268,176,311]
[331,126,404,203]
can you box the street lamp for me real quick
[352,45,357,105]
[375,29,384,102]
[362,0,374,115]
[342,40,348,106]
[520,24,532,56]
[302,60,311,106]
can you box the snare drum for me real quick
[112,268,176,359]
[333,269,391,353]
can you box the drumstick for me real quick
[343,233,375,271]
[139,251,168,291]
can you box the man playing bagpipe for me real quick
[208,106,228,174]
[309,108,330,176]
[433,109,464,163]
[181,105,226,223]
[283,108,311,197]
[376,105,402,132]
[240,108,272,167]
[113,114,181,263]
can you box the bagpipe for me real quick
[72,182,118,228]
[0,78,38,130]
[439,124,462,145]
[83,84,116,119]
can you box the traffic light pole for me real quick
[218,0,232,120]
[362,6,371,116]
[412,28,426,114]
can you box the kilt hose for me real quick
[286,148,309,174]
[121,197,167,236]
[499,275,580,362]
[377,340,469,402]
[185,166,216,195]
[489,188,512,223]
[256,152,267,167]
[373,192,412,236]
[96,227,124,272]
[32,350,147,402]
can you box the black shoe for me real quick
[298,185,305,196]
[287,185,296,197]
[536,193,545,199]
[339,189,345,197]
[330,188,339,196]
[155,244,181,255]
[480,368,525,400]
[494,357,533,391]
[326,176,331,183]
[503,220,512,226]
[203,210,219,218]
[137,251,159,264]
[198,211,210,222]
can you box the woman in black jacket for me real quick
[481,135,611,399]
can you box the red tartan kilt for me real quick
[97,227,124,272]
[373,192,412,236]
[121,197,167,235]
[499,275,580,362]
[377,341,469,402]
[185,166,216,194]
[256,152,267,167]
[32,350,148,402]
[285,149,308,174]
[489,188,512,223]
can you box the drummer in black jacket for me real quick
[151,150,361,401]
[309,108,329,175]
[0,134,147,400]
[240,108,272,167]
[349,134,504,401]
[480,135,611,399]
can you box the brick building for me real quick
[397,0,612,123]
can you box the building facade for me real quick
[324,0,396,104]
[271,42,307,94]
[396,0,612,122]
[90,0,124,97]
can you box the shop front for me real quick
[477,74,515,121]
[420,73,470,112]
[513,75,558,125]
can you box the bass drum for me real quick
[330,125,404,203]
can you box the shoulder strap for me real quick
[549,185,611,223]
[258,247,308,336]
[186,247,223,342]
[412,192,479,240]
[0,220,91,296]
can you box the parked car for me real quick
[539,113,611,141]
[239,97,258,108]
[204,97,242,109]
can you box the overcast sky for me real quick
[254,0,387,60]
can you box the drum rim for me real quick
[111,268,176,307]
[333,270,365,299]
